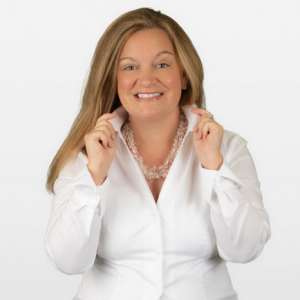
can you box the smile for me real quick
[134,92,164,100]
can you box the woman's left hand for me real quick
[191,107,224,170]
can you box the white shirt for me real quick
[45,103,271,300]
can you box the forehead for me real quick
[119,28,174,58]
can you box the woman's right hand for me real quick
[84,112,118,185]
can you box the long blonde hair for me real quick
[46,7,206,194]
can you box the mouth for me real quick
[134,92,164,101]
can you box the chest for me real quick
[99,168,217,260]
[147,178,165,203]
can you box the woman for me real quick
[45,7,271,300]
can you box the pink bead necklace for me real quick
[121,108,188,181]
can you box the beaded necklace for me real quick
[121,108,188,181]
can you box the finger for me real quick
[192,114,213,128]
[193,128,204,140]
[202,122,213,139]
[191,108,214,119]
[95,122,116,140]
[97,130,110,149]
[193,117,214,132]
[95,125,116,144]
[193,119,215,139]
[191,107,207,112]
[97,114,116,124]
[96,117,118,138]
[93,129,112,148]
[97,112,117,122]
[191,107,209,115]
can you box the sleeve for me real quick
[200,134,271,263]
[44,158,110,275]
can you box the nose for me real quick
[137,68,158,87]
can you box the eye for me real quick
[123,65,136,71]
[157,63,169,69]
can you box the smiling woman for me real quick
[116,28,188,164]
[117,29,187,119]
[45,7,271,300]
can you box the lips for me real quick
[134,92,164,99]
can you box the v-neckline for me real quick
[147,177,164,203]
[118,127,190,208]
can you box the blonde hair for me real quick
[46,7,206,194]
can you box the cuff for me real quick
[71,163,111,210]
[200,160,244,190]
[200,161,244,217]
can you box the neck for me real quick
[127,107,181,160]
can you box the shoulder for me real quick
[58,151,88,178]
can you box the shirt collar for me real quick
[110,103,200,134]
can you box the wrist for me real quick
[87,163,107,185]
[201,154,223,170]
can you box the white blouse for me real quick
[44,103,271,300]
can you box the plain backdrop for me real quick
[0,0,299,299]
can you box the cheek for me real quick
[117,73,134,94]
[164,73,183,94]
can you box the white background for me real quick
[0,0,299,299]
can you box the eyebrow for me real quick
[119,50,174,62]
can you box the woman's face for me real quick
[117,28,187,121]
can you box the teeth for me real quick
[137,92,162,98]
